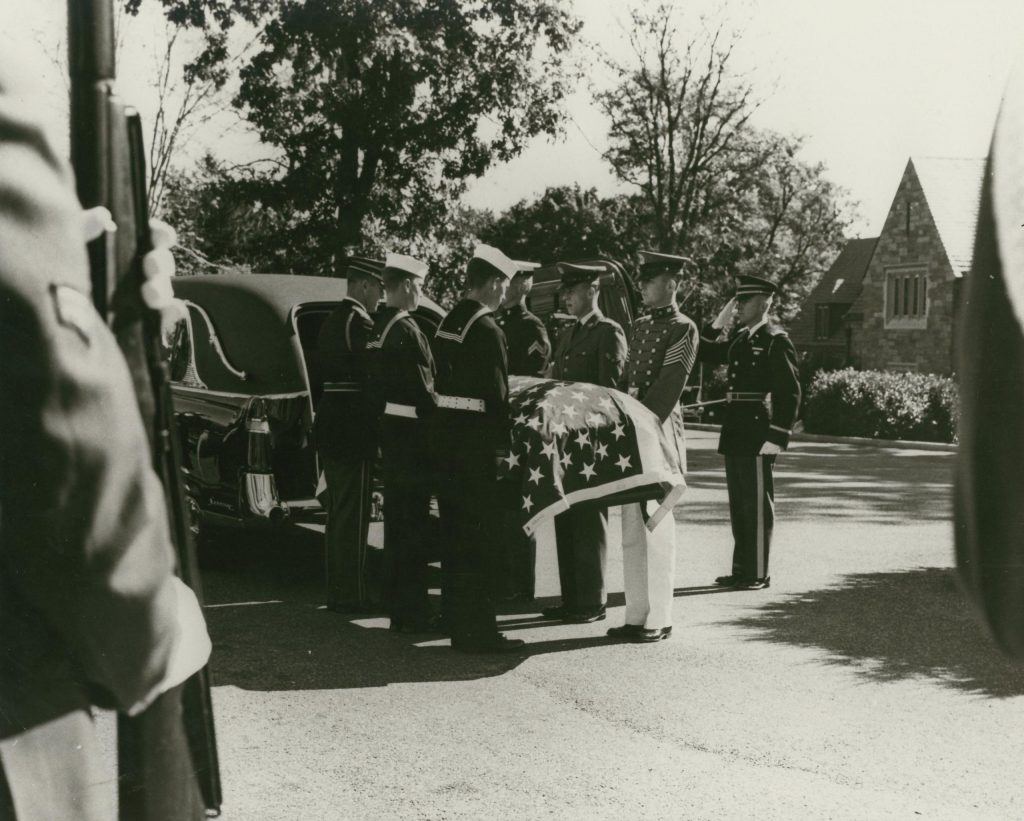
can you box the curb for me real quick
[685,423,958,453]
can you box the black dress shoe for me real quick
[541,604,568,620]
[734,578,770,590]
[563,606,607,624]
[606,624,643,639]
[453,634,526,654]
[328,599,379,615]
[635,626,672,643]
[714,574,740,586]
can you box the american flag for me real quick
[504,376,687,534]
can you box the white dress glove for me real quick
[758,441,783,456]
[712,297,737,330]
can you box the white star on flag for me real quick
[575,430,590,447]
[595,442,609,459]
[562,404,579,419]
[616,454,631,471]
[581,462,597,480]
[586,413,603,427]
[514,413,528,425]
[551,420,568,436]
[522,495,534,512]
[598,396,614,410]
[529,467,544,485]
[541,440,558,458]
[571,390,587,402]
[527,416,542,430]
[559,452,573,467]
[504,451,520,468]
[611,423,625,440]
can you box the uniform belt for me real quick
[384,402,418,419]
[726,391,768,402]
[436,394,486,413]
[324,381,362,393]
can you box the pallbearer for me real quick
[434,244,525,653]
[698,276,801,590]
[607,252,698,643]
[315,257,384,614]
[493,259,551,602]
[367,253,438,632]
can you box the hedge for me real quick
[802,368,959,443]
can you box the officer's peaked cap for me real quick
[637,250,693,281]
[733,275,777,298]
[469,244,519,280]
[346,255,385,283]
[558,262,604,289]
[384,252,428,281]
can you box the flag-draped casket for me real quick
[504,376,687,534]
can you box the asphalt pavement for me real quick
[100,430,1024,819]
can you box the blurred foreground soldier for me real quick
[315,257,384,614]
[956,60,1024,657]
[0,76,210,819]
[544,263,628,624]
[698,276,800,590]
[607,252,698,643]
[434,244,525,653]
[368,253,438,633]
[494,259,550,602]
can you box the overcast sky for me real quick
[5,0,1021,237]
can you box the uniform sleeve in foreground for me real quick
[642,322,698,423]
[596,321,628,390]
[524,317,551,377]
[764,334,801,449]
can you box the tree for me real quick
[594,3,852,322]
[142,0,582,275]
[481,185,651,266]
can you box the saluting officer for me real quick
[493,259,551,602]
[367,253,438,633]
[434,245,525,653]
[607,252,699,643]
[544,262,628,624]
[698,276,801,590]
[315,256,384,614]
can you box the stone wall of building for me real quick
[848,162,957,375]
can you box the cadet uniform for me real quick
[314,258,383,612]
[0,74,209,819]
[698,276,801,587]
[434,245,521,652]
[494,289,551,600]
[368,260,437,631]
[610,252,698,641]
[548,263,628,620]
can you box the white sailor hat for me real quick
[512,259,542,277]
[383,252,428,281]
[469,244,519,280]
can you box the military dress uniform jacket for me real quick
[495,304,551,377]
[434,299,511,456]
[314,297,377,461]
[0,75,183,819]
[698,322,801,455]
[368,307,437,421]
[551,311,628,389]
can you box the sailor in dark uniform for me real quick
[544,262,628,623]
[698,276,801,590]
[607,252,698,643]
[434,244,525,653]
[315,257,384,614]
[367,253,437,632]
[493,259,550,602]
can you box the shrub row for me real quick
[802,368,959,443]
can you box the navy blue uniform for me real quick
[549,311,628,614]
[433,299,511,648]
[495,304,551,377]
[368,307,436,629]
[699,321,801,583]
[315,297,377,610]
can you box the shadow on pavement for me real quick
[201,525,621,691]
[685,441,954,526]
[730,567,1024,698]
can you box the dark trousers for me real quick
[502,525,536,600]
[553,506,608,611]
[724,454,776,581]
[438,452,501,646]
[322,455,373,608]
[381,427,433,625]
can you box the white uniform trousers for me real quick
[621,501,677,629]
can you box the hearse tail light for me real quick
[243,398,286,521]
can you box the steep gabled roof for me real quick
[912,157,987,276]
[812,237,878,304]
